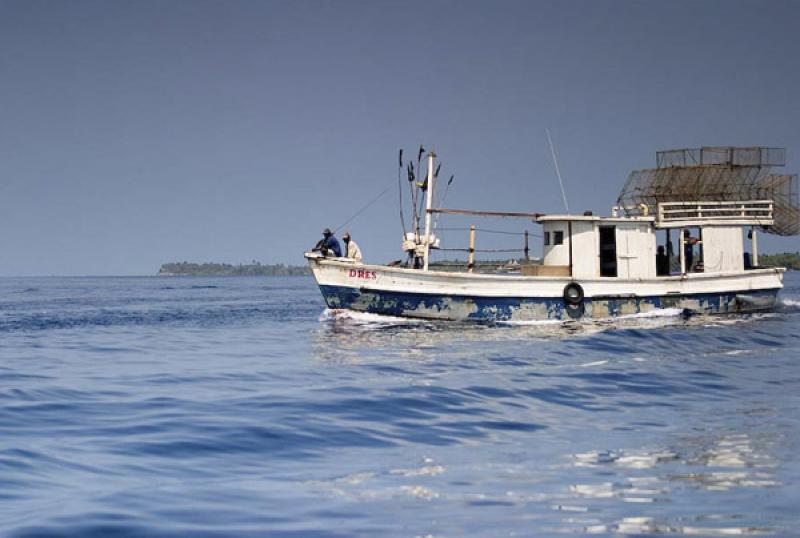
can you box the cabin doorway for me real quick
[599,226,617,277]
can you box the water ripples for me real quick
[0,275,799,536]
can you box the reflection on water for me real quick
[308,303,798,535]
[567,431,781,535]
[585,516,773,536]
[311,307,786,368]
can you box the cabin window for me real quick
[544,232,550,246]
[554,231,564,245]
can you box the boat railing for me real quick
[655,200,774,227]
[415,221,539,273]
[655,147,786,168]
[424,208,544,272]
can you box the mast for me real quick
[423,151,437,270]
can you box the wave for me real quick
[322,307,685,327]
[496,318,564,326]
[611,307,687,320]
[318,306,762,336]
[780,297,800,309]
[159,284,219,290]
[0,304,318,333]
[319,308,428,325]
[13,287,40,294]
[501,308,685,327]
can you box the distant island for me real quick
[158,252,800,276]
[758,252,800,270]
[158,261,310,276]
[157,259,528,276]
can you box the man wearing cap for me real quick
[315,228,342,257]
[342,232,362,262]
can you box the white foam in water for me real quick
[502,307,686,326]
[580,360,609,367]
[321,307,686,327]
[319,303,779,329]
[497,318,565,326]
[319,308,427,325]
[780,298,800,309]
[613,307,686,320]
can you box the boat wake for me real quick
[321,307,688,330]
[616,307,687,319]
[497,318,573,327]
[319,308,429,326]
[779,297,800,310]
[318,303,787,337]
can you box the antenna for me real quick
[546,128,570,214]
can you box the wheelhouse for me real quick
[532,200,773,279]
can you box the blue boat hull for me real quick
[318,284,781,321]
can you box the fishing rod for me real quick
[333,186,391,235]
[433,174,455,231]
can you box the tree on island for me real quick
[158,261,310,276]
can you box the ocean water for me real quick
[1,273,799,537]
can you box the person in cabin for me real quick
[656,245,669,276]
[342,232,362,262]
[313,228,342,257]
[682,229,698,272]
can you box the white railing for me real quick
[656,200,774,226]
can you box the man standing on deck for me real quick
[342,232,362,262]
[314,228,342,257]
[656,245,669,276]
[683,229,698,272]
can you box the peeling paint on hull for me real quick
[318,285,780,322]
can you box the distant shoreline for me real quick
[159,252,800,276]
[158,262,310,277]
[156,259,524,276]
[758,252,800,270]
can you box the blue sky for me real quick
[1,0,798,275]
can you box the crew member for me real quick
[683,229,698,272]
[656,245,669,276]
[314,228,342,257]
[342,232,362,262]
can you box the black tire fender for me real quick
[563,282,584,306]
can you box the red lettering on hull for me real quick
[347,268,377,280]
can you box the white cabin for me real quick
[531,200,772,279]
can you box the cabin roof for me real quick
[536,215,655,224]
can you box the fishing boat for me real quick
[306,146,799,321]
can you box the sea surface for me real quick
[1,273,799,537]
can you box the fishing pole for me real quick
[433,174,455,231]
[333,186,391,235]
